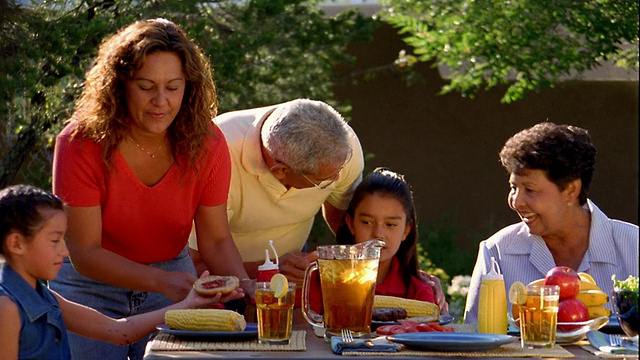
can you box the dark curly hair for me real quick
[71,18,217,171]
[499,122,596,205]
[336,167,420,293]
[0,185,64,255]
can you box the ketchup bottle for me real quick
[257,240,279,282]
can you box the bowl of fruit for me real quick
[509,267,610,344]
[611,275,639,338]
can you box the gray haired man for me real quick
[190,99,363,284]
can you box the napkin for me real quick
[586,331,639,355]
[331,335,401,354]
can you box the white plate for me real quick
[156,323,258,341]
[387,332,517,351]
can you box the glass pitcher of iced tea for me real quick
[301,239,384,339]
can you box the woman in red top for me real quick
[335,168,436,302]
[50,19,249,359]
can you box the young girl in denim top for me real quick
[0,185,241,359]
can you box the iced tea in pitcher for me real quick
[302,239,384,339]
[319,258,378,336]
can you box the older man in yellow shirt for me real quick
[190,99,363,285]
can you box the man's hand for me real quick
[419,270,450,315]
[279,251,318,285]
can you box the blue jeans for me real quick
[49,245,195,360]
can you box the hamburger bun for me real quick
[193,275,239,296]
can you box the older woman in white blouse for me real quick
[464,122,638,325]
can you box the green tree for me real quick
[0,0,375,188]
[380,0,639,103]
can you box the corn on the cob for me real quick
[373,295,440,321]
[165,309,246,331]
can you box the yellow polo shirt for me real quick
[190,103,364,262]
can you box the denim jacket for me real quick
[0,264,71,360]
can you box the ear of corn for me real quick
[165,309,246,332]
[373,295,440,321]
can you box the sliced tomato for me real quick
[390,325,407,334]
[427,323,454,332]
[400,320,420,329]
[416,323,436,332]
[375,324,400,335]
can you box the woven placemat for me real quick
[451,323,477,333]
[149,330,306,351]
[581,344,638,358]
[347,324,573,358]
[344,342,574,357]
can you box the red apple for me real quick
[544,266,581,300]
[557,298,590,331]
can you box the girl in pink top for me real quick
[335,167,436,303]
[310,168,447,314]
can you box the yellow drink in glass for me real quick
[256,282,296,344]
[519,285,560,348]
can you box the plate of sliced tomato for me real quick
[372,315,454,332]
[375,319,454,335]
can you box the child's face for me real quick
[346,193,411,264]
[21,208,68,282]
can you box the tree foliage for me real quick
[0,0,375,187]
[380,0,639,103]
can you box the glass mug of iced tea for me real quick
[301,239,384,339]
[518,285,560,348]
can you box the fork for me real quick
[610,334,623,347]
[342,329,355,343]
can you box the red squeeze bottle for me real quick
[257,240,279,282]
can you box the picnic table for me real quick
[143,309,618,359]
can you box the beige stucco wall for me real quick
[334,24,639,250]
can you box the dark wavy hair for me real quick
[71,18,217,171]
[0,185,64,255]
[499,122,596,205]
[336,167,420,292]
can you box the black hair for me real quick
[499,122,596,205]
[0,184,64,255]
[336,167,420,292]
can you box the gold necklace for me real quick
[127,136,163,159]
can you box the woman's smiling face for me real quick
[346,193,411,263]
[507,168,576,238]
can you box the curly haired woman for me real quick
[50,18,249,359]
